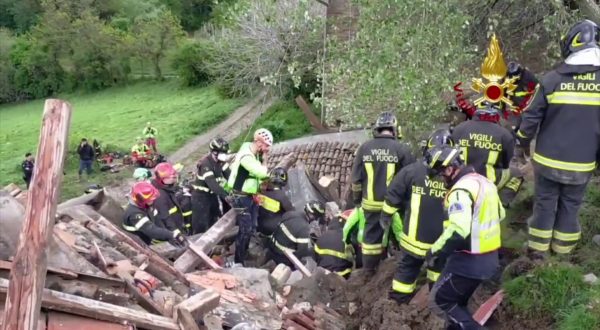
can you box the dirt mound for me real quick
[285,268,349,311]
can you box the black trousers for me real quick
[234,196,258,264]
[191,190,220,234]
[362,210,384,270]
[392,252,440,296]
[528,172,588,254]
[429,271,484,330]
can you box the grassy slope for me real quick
[0,80,243,199]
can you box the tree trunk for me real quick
[326,0,359,41]
[153,55,162,80]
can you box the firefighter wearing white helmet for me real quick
[227,128,273,265]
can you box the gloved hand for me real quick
[425,249,444,272]
[224,195,234,206]
[379,214,391,231]
[169,230,187,248]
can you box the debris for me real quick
[282,249,312,277]
[348,302,357,315]
[409,284,429,309]
[583,273,598,285]
[292,302,312,312]
[203,314,224,330]
[286,271,304,286]
[271,264,292,286]
[282,285,292,297]
[186,241,222,270]
[473,290,504,326]
[175,288,221,330]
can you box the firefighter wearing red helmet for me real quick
[122,181,186,247]
[150,162,188,244]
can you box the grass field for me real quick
[0,80,243,199]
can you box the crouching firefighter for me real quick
[257,167,295,235]
[228,128,273,265]
[268,202,323,269]
[191,137,232,234]
[425,145,505,330]
[351,111,414,271]
[382,129,453,304]
[122,181,186,247]
[151,162,188,245]
[452,103,522,207]
[315,211,354,278]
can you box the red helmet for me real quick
[154,162,177,183]
[131,181,159,208]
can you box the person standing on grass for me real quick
[22,152,34,189]
[77,138,95,181]
[143,122,158,153]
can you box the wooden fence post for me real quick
[2,99,72,330]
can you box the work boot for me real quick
[388,291,413,305]
[526,248,547,262]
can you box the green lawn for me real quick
[0,80,243,199]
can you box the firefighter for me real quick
[424,145,505,330]
[143,122,158,153]
[382,129,453,304]
[228,128,273,265]
[151,162,187,244]
[351,111,414,270]
[315,213,353,278]
[268,201,324,269]
[516,20,600,256]
[191,137,232,234]
[133,168,152,182]
[505,61,539,132]
[131,137,152,167]
[257,167,295,235]
[451,103,521,207]
[342,208,364,269]
[122,181,186,247]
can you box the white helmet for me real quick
[253,128,273,146]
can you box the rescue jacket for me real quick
[175,187,193,233]
[122,203,174,245]
[270,211,312,260]
[131,143,150,156]
[194,154,229,198]
[517,64,600,184]
[452,119,515,188]
[143,126,157,139]
[227,142,269,195]
[382,162,448,258]
[342,207,400,247]
[351,136,415,211]
[151,179,186,238]
[315,220,353,277]
[257,188,295,235]
[430,167,505,279]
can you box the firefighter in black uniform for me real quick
[315,214,353,278]
[381,129,452,304]
[122,181,186,247]
[191,137,232,234]
[451,103,519,206]
[268,201,324,269]
[151,162,187,243]
[257,167,295,235]
[351,111,414,270]
[516,20,600,256]
[505,61,539,132]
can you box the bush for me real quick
[172,40,215,87]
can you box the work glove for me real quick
[169,230,187,248]
[425,249,445,272]
[379,214,392,231]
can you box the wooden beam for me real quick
[0,278,179,330]
[186,243,222,270]
[174,209,238,273]
[282,249,312,277]
[295,96,327,132]
[3,99,72,330]
[175,289,220,330]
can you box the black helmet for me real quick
[304,200,325,222]
[424,145,463,177]
[560,19,600,59]
[426,129,454,150]
[269,167,288,187]
[209,137,229,153]
[507,61,523,78]
[374,111,398,137]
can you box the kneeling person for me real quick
[257,167,295,235]
[315,213,353,278]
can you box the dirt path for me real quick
[105,89,275,200]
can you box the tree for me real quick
[131,8,185,79]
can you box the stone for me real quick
[204,314,224,330]
[286,270,304,286]
[348,302,357,316]
[271,264,292,286]
[583,273,598,285]
[223,267,274,303]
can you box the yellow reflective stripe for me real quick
[351,183,362,192]
[514,91,530,97]
[386,163,395,187]
[505,177,522,191]
[551,242,576,254]
[442,148,459,166]
[185,223,191,228]
[182,211,192,217]
[528,240,550,252]
[361,242,383,255]
[401,233,432,250]
[460,146,468,164]
[258,194,281,213]
[192,185,211,193]
[365,163,374,202]
[529,227,552,239]
[392,279,416,294]
[172,229,181,236]
[516,130,527,139]
[281,224,310,244]
[547,91,600,106]
[362,199,383,211]
[533,152,596,172]
[336,268,352,277]
[553,231,581,241]
[427,269,440,282]
[486,151,499,183]
[122,216,151,231]
[168,206,179,215]
[273,238,295,253]
[314,245,351,260]
[496,168,510,189]
[382,201,398,215]
[400,239,428,256]
[197,171,215,180]
[151,239,166,244]
[408,193,421,242]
